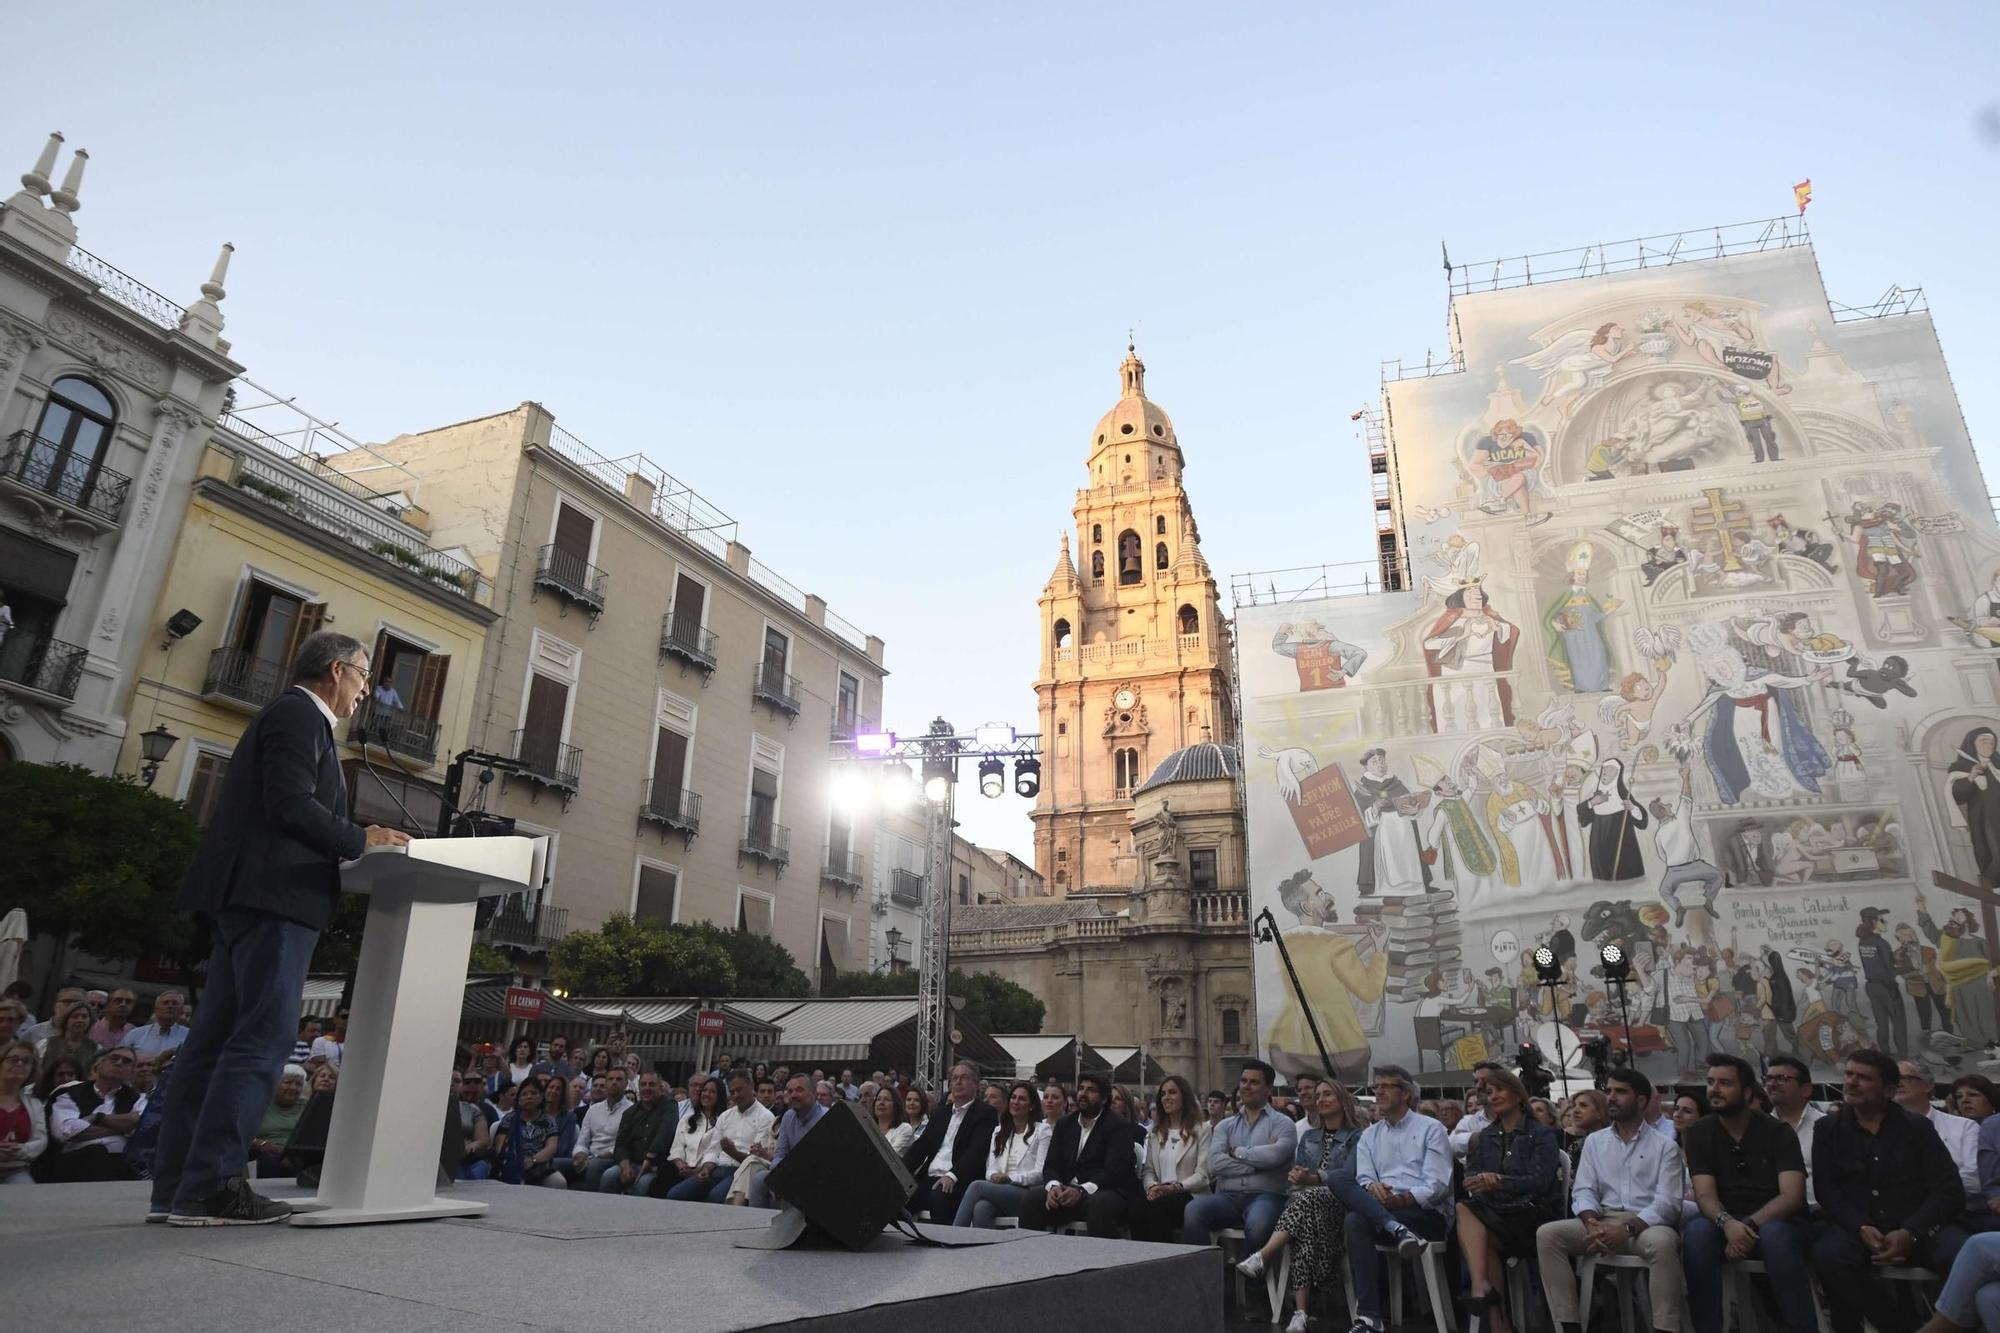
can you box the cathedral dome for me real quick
[1135,742,1240,795]
[1091,344,1178,453]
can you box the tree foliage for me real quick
[825,967,1045,1034]
[0,763,202,970]
[550,915,816,998]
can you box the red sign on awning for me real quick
[695,1009,726,1037]
[504,987,545,1021]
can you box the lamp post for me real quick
[1599,943,1634,1067]
[885,926,903,973]
[138,723,179,788]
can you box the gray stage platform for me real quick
[8,1181,1224,1332]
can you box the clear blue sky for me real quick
[15,3,2000,857]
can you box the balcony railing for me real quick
[348,696,440,764]
[65,245,187,330]
[752,662,800,719]
[2,431,132,526]
[658,614,718,676]
[0,633,87,703]
[890,868,925,907]
[739,816,790,869]
[1193,890,1250,928]
[831,710,878,741]
[533,544,608,622]
[821,848,864,890]
[478,896,570,952]
[201,647,286,711]
[639,779,702,841]
[509,728,582,793]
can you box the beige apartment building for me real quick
[350,405,887,981]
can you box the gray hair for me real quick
[281,1063,309,1081]
[1372,1064,1417,1096]
[291,630,367,684]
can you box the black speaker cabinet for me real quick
[762,1100,915,1251]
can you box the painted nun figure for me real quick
[1949,726,2000,886]
[1576,758,1650,881]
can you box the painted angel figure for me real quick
[1600,624,1679,750]
[1511,323,1636,417]
[1670,302,1789,393]
[1259,745,1320,805]
[1677,620,1833,805]
[1423,534,1483,599]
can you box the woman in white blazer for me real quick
[1132,1075,1212,1241]
[0,1040,46,1185]
[951,1082,1050,1228]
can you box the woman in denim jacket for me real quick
[1458,1066,1560,1333]
[1235,1080,1366,1333]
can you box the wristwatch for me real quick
[1625,1218,1643,1237]
[1715,1210,1735,1227]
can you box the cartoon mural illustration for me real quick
[1246,235,2000,1082]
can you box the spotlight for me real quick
[977,757,1005,799]
[161,608,202,648]
[1013,756,1041,799]
[854,731,895,756]
[1532,945,1562,984]
[1600,942,1631,983]
[832,767,870,817]
[923,775,950,804]
[974,723,1015,750]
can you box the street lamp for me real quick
[885,926,903,972]
[138,723,180,788]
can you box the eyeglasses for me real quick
[339,659,372,683]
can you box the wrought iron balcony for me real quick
[0,633,87,704]
[201,647,286,711]
[348,696,440,763]
[477,896,570,952]
[533,544,607,623]
[509,728,582,794]
[659,613,718,676]
[2,431,131,527]
[639,779,701,843]
[739,816,790,870]
[831,709,878,741]
[821,848,864,891]
[890,868,925,907]
[752,662,800,719]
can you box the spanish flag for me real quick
[1794,179,1812,215]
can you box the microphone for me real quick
[350,719,481,838]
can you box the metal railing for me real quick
[658,614,718,673]
[830,709,878,741]
[0,633,87,701]
[231,454,483,600]
[478,897,570,951]
[201,647,286,710]
[533,544,609,613]
[1447,215,1811,297]
[890,869,924,907]
[65,245,186,330]
[639,780,702,835]
[752,662,800,717]
[348,696,440,763]
[739,816,790,867]
[2,431,131,523]
[510,729,582,791]
[544,423,740,560]
[821,848,864,889]
[1831,284,1928,322]
[1229,556,1411,608]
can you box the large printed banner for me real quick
[1243,247,2000,1086]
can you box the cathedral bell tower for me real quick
[1033,345,1234,894]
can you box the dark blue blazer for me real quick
[177,688,366,931]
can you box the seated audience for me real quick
[493,1075,565,1187]
[572,1066,630,1190]
[1236,1078,1364,1333]
[905,1087,931,1137]
[1897,1059,1983,1207]
[1451,1062,1507,1159]
[874,1085,915,1156]
[1561,1089,1609,1173]
[756,1073,827,1208]
[1205,1089,1230,1127]
[1683,1054,1814,1333]
[87,988,137,1049]
[20,987,84,1044]
[503,1037,536,1091]
[1184,1060,1299,1252]
[953,1081,1051,1228]
[126,991,189,1061]
[1537,1067,1685,1333]
[1457,1066,1561,1333]
[310,1062,338,1096]
[1132,1074,1212,1243]
[1764,1056,1823,1205]
[1042,1082,1070,1128]
[1528,1097,1559,1130]
[1341,1064,1453,1333]
[1812,1050,1966,1333]
[546,1074,580,1169]
[598,1070,674,1196]
[46,1046,143,1182]
[653,1077,725,1200]
[250,1065,310,1178]
[35,997,97,1076]
[457,1069,497,1180]
[1919,1231,2000,1333]
[902,1062,998,1221]
[713,1069,775,1205]
[1955,1075,2000,1124]
[1019,1071,1141,1238]
[0,1039,47,1185]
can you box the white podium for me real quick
[291,835,546,1227]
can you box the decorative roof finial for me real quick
[21,131,61,197]
[49,147,87,216]
[202,242,234,302]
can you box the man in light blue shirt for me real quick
[1536,1067,1684,1333]
[1183,1059,1297,1252]
[126,991,191,1060]
[1342,1065,1453,1331]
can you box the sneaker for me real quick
[1286,1314,1312,1333]
[1390,1224,1426,1259]
[1347,1321,1380,1333]
[167,1177,293,1227]
[145,1204,168,1224]
[1236,1251,1267,1279]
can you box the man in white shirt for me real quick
[711,1069,777,1205]
[1764,1056,1825,1206]
[1641,1087,1677,1142]
[311,1014,346,1068]
[1536,1067,1685,1333]
[1896,1058,1981,1202]
[126,990,191,1060]
[48,1047,146,1181]
[1449,1061,1505,1159]
[572,1066,631,1191]
[903,1060,999,1220]
[1344,1065,1454,1331]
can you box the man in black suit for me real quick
[902,1060,998,1220]
[1020,1070,1142,1237]
[151,631,409,1226]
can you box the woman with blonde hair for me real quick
[0,1039,47,1185]
[1236,1078,1364,1333]
[1132,1075,1210,1242]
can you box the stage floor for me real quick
[9,1181,1226,1332]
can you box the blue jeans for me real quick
[1183,1188,1286,1250]
[151,908,319,1212]
[596,1163,647,1194]
[1937,1231,2000,1332]
[1683,1216,1817,1333]
[579,1157,619,1191]
[1339,1199,1450,1321]
[664,1166,737,1201]
[458,1159,492,1181]
[954,1180,1029,1228]
[1813,1222,1968,1333]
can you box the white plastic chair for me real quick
[1375,1239,1455,1333]
[1575,1252,1651,1333]
[1216,1226,1292,1322]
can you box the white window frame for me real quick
[544,488,604,567]
[630,855,683,924]
[515,628,582,748]
[669,564,713,631]
[758,618,792,678]
[736,884,777,937]
[746,733,785,824]
[174,738,235,803]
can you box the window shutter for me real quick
[412,653,449,723]
[521,673,569,773]
[635,865,678,924]
[283,601,327,669]
[552,503,595,562]
[740,894,774,938]
[671,574,705,638]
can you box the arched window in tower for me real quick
[1178,604,1199,636]
[1117,530,1142,585]
[1156,515,1166,536]
[1091,523,1102,543]
[30,375,117,510]
[1155,542,1169,570]
[1114,747,1141,794]
[1052,618,1072,650]
[1090,551,1105,583]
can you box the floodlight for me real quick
[1600,943,1631,983]
[854,731,895,756]
[977,757,1006,799]
[974,723,1015,750]
[923,775,951,804]
[1532,945,1562,984]
[832,768,870,817]
[1013,756,1041,799]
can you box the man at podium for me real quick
[150,631,410,1226]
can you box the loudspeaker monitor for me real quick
[754,1101,915,1251]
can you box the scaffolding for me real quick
[1444,214,1812,298]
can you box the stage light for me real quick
[882,762,917,808]
[977,757,1005,799]
[1532,945,1562,984]
[923,775,950,804]
[1013,756,1041,799]
[1600,942,1631,983]
[854,731,895,756]
[974,723,1015,750]
[832,768,870,817]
